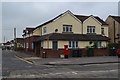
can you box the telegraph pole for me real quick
[4,35,5,43]
[14,28,16,50]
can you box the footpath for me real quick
[12,50,119,65]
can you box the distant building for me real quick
[22,27,40,53]
[14,38,24,48]
[105,15,120,43]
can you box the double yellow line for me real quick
[14,55,34,64]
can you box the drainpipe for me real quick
[41,28,42,36]
[113,21,115,43]
[81,22,83,34]
[47,38,49,49]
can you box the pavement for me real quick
[12,50,119,65]
[2,50,119,78]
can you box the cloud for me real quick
[2,2,118,42]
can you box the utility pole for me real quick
[14,28,16,39]
[4,35,5,43]
[14,28,16,50]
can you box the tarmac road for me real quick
[2,50,119,78]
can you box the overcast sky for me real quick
[2,2,118,43]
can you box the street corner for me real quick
[14,55,34,64]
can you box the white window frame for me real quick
[26,43,28,48]
[24,43,25,48]
[41,41,44,48]
[63,25,72,32]
[43,27,47,33]
[32,43,34,49]
[69,41,78,48]
[97,41,102,48]
[87,26,95,33]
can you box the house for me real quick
[105,15,120,43]
[9,40,14,50]
[3,41,11,50]
[22,27,40,53]
[31,10,109,58]
[14,38,24,48]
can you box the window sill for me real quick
[87,33,96,35]
[62,32,73,34]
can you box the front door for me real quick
[52,41,58,50]
[35,42,40,57]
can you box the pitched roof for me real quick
[35,13,63,29]
[94,17,108,25]
[74,15,89,22]
[35,11,108,29]
[26,27,35,33]
[75,15,108,25]
[34,33,109,42]
[110,16,120,23]
[23,27,35,36]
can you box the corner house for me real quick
[31,10,109,58]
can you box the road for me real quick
[2,50,119,78]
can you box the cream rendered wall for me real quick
[42,22,53,35]
[78,41,90,48]
[102,41,107,47]
[33,28,41,36]
[58,41,68,49]
[43,40,52,49]
[42,13,82,35]
[43,40,107,49]
[58,41,90,49]
[83,17,102,34]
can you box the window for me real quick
[63,25,72,32]
[52,41,58,50]
[32,43,34,49]
[41,41,44,48]
[101,28,104,35]
[26,43,28,48]
[69,41,78,48]
[87,26,95,33]
[43,27,47,33]
[97,41,102,48]
[24,43,25,48]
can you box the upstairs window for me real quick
[101,28,104,35]
[87,26,95,33]
[63,25,72,32]
[43,27,47,33]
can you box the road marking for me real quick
[23,57,41,60]
[15,55,34,64]
[14,55,52,67]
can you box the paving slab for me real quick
[12,50,119,65]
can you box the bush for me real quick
[107,43,120,49]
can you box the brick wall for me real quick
[38,48,109,58]
[24,36,40,54]
[94,48,109,56]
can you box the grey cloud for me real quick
[2,2,118,42]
